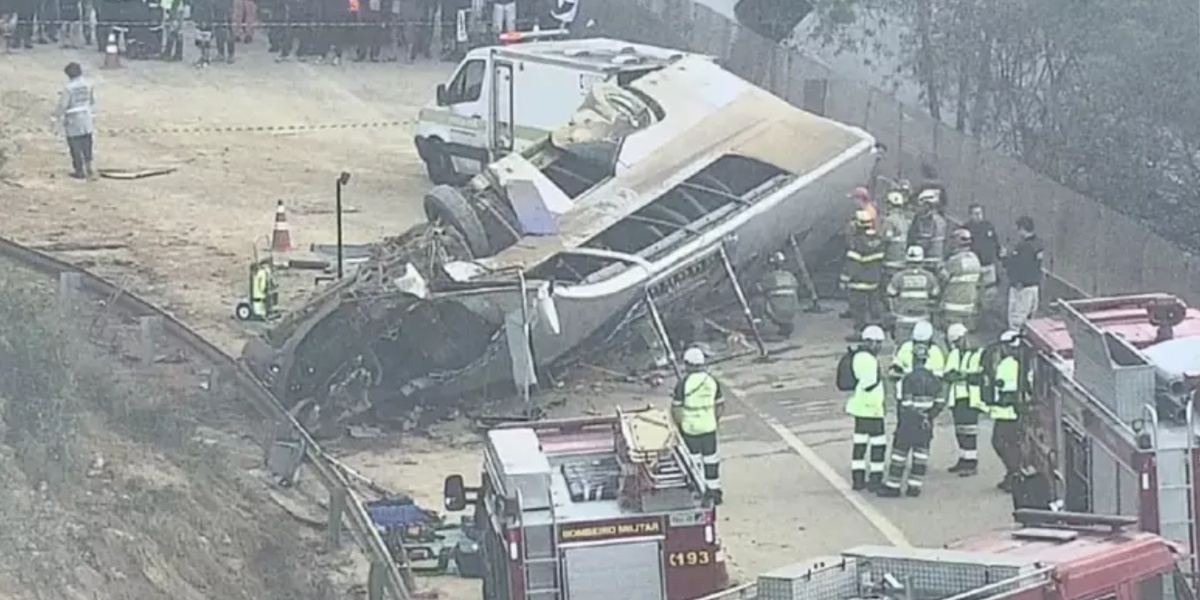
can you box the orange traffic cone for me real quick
[102,31,120,70]
[271,200,293,252]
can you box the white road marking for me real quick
[721,377,913,548]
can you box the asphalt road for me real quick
[703,300,1014,578]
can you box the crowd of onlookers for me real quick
[1,0,579,64]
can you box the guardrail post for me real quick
[367,561,386,600]
[57,271,81,312]
[326,487,346,551]
[138,315,162,364]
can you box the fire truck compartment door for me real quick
[564,541,665,600]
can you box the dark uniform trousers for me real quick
[851,417,887,489]
[992,419,1021,482]
[951,400,979,468]
[882,407,931,495]
[683,431,719,489]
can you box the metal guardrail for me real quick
[0,236,415,600]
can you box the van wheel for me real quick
[424,185,491,259]
[423,140,458,185]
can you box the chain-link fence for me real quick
[584,0,1200,304]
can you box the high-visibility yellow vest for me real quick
[946,346,984,410]
[680,372,718,435]
[252,267,268,301]
[991,355,1020,421]
[845,351,885,419]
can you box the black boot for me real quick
[958,461,978,477]
[948,458,966,473]
[905,487,922,497]
[710,489,724,506]
[997,477,1013,492]
[851,471,867,491]
[876,485,901,498]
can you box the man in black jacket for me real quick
[1001,215,1044,331]
[964,204,1000,313]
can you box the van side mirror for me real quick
[436,83,449,106]
[444,474,467,511]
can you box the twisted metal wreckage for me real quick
[242,55,878,426]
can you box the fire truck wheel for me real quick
[423,139,458,185]
[424,185,492,259]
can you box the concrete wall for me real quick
[581,0,1200,305]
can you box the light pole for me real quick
[335,171,351,279]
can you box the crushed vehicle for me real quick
[241,52,876,422]
[1018,293,1200,575]
[442,407,730,600]
[702,510,1192,600]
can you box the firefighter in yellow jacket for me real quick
[939,229,983,332]
[250,259,277,320]
[987,330,1027,492]
[944,323,985,476]
[841,210,885,340]
[672,347,725,505]
[890,320,946,399]
[845,325,888,491]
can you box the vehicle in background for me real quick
[1020,293,1200,577]
[443,408,729,600]
[702,510,1192,600]
[414,36,701,184]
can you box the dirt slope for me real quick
[0,267,333,600]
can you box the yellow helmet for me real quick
[854,209,872,227]
[886,191,906,207]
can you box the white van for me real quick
[414,34,704,184]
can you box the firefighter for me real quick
[943,323,985,477]
[907,189,947,270]
[250,259,277,320]
[841,210,885,341]
[672,347,724,505]
[889,320,945,400]
[939,229,983,332]
[845,325,888,491]
[886,246,939,343]
[878,342,944,498]
[913,163,948,216]
[988,330,1024,492]
[756,251,800,338]
[880,191,912,281]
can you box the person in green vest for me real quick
[988,330,1025,492]
[943,323,986,477]
[672,347,725,505]
[845,325,887,491]
[250,259,277,320]
[889,319,946,400]
[755,252,800,338]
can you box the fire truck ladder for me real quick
[1142,402,1197,576]
[516,489,562,600]
[616,407,702,494]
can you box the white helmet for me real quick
[861,325,886,342]
[906,246,925,263]
[912,320,934,342]
[999,330,1021,346]
[947,323,968,342]
[917,189,941,204]
[683,347,706,366]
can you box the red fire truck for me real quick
[1019,293,1200,574]
[443,407,730,600]
[698,510,1193,600]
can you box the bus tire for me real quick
[424,185,491,259]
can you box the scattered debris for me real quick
[97,167,178,180]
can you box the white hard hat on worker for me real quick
[683,347,706,366]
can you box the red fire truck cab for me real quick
[443,407,730,600]
[1019,293,1200,573]
[708,510,1193,600]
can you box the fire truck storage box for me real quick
[756,546,1038,600]
[486,428,553,510]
